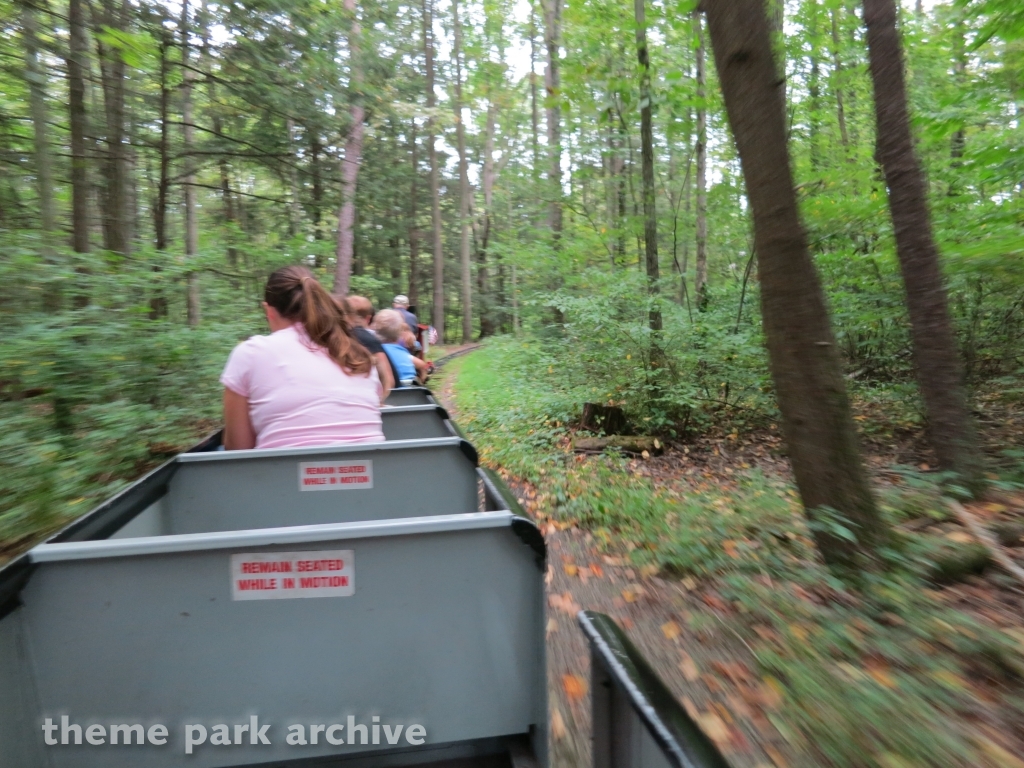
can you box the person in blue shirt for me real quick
[372,309,420,386]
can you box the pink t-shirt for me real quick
[220,324,384,449]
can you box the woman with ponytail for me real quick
[220,266,384,450]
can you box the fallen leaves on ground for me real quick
[680,651,700,681]
[548,591,581,615]
[550,707,567,741]
[562,673,588,702]
[661,620,681,640]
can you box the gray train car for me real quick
[0,422,546,767]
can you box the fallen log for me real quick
[573,435,664,456]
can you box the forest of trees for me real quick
[2,0,1024,555]
[5,1,1024,761]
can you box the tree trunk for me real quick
[202,11,238,275]
[695,13,708,307]
[949,8,967,190]
[808,0,822,171]
[478,101,498,338]
[768,0,786,110]
[703,0,885,572]
[151,23,171,320]
[635,0,661,336]
[286,118,302,236]
[155,26,171,253]
[96,0,130,255]
[333,0,365,296]
[68,0,90,254]
[862,0,983,489]
[529,0,540,174]
[310,134,323,243]
[422,0,445,342]
[511,264,520,334]
[452,0,473,342]
[181,0,200,326]
[681,120,692,306]
[542,0,563,239]
[21,0,55,236]
[408,122,420,308]
[831,7,850,149]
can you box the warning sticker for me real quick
[231,550,354,600]
[298,460,373,491]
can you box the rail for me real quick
[578,611,731,768]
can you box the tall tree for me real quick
[830,6,850,149]
[68,0,90,254]
[634,0,661,335]
[181,0,199,326]
[542,0,563,239]
[408,122,420,308]
[150,17,171,320]
[479,100,498,338]
[333,0,366,296]
[286,118,302,237]
[695,13,708,306]
[703,0,885,571]
[529,0,540,173]
[862,0,983,489]
[96,0,131,255]
[452,0,473,342]
[20,0,55,237]
[807,0,823,170]
[422,0,445,341]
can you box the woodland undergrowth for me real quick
[453,340,1024,768]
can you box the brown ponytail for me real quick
[264,266,372,375]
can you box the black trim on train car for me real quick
[511,517,546,571]
[458,439,479,465]
[578,611,731,768]
[477,467,546,570]
[445,417,470,441]
[479,468,528,518]
[0,555,34,621]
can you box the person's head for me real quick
[262,266,372,375]
[372,309,407,344]
[400,328,417,351]
[393,294,410,309]
[346,295,375,328]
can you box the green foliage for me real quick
[544,268,773,433]
[455,342,1024,767]
[0,241,265,552]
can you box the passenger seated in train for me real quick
[372,309,430,387]
[342,294,396,400]
[220,266,385,449]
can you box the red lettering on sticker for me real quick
[299,576,348,589]
[306,466,335,475]
[240,561,292,574]
[237,578,277,591]
[296,559,343,572]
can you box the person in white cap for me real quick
[392,295,419,335]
